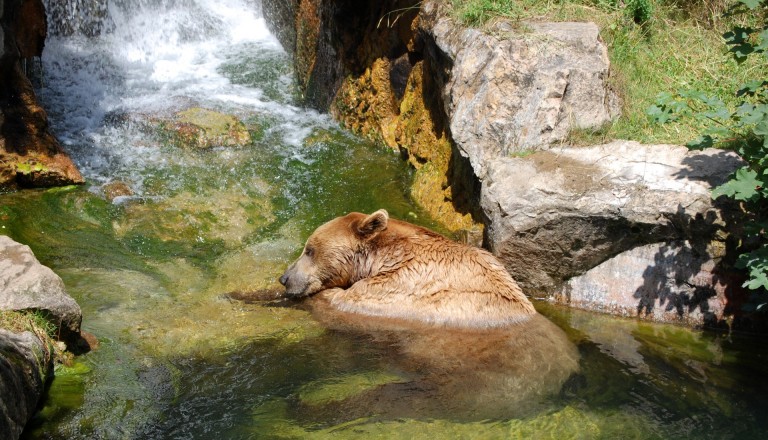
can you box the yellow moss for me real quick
[296,0,321,90]
[15,161,47,175]
[411,163,475,232]
[395,62,450,169]
[332,59,399,148]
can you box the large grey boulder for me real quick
[481,141,744,293]
[558,241,727,326]
[0,235,82,343]
[424,1,620,179]
[0,328,50,440]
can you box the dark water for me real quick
[2,0,767,438]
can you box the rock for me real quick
[481,141,745,293]
[0,235,82,344]
[557,241,734,326]
[424,3,620,179]
[0,0,84,190]
[112,182,274,249]
[159,107,251,149]
[101,181,134,202]
[0,328,51,440]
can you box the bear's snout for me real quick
[279,262,314,297]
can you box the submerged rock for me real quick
[112,183,274,248]
[101,181,134,202]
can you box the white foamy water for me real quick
[39,0,330,187]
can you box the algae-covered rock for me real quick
[60,264,324,359]
[113,183,274,248]
[298,371,407,406]
[160,107,251,149]
[410,162,475,234]
[0,235,82,344]
[250,400,657,439]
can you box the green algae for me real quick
[298,371,407,406]
[250,402,658,440]
[113,185,275,249]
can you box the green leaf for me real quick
[703,107,732,121]
[686,135,714,150]
[736,246,768,290]
[755,120,768,137]
[738,0,763,10]
[737,80,768,97]
[756,29,768,52]
[712,167,762,201]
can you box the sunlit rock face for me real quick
[425,10,621,179]
[0,0,84,190]
[262,0,481,233]
[0,235,82,343]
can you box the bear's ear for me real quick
[356,209,389,238]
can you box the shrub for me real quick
[649,0,768,292]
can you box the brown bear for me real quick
[279,209,537,328]
[277,210,579,420]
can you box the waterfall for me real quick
[43,0,113,37]
[37,0,323,190]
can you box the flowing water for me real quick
[1,0,766,438]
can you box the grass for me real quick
[0,309,60,365]
[449,0,768,147]
[0,309,57,340]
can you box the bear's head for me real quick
[279,209,389,297]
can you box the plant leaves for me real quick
[737,80,768,97]
[686,134,714,150]
[738,0,763,10]
[712,167,762,200]
[736,245,768,290]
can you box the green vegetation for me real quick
[0,310,57,366]
[650,0,768,292]
[0,309,57,340]
[450,1,767,146]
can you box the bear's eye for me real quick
[304,247,314,258]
